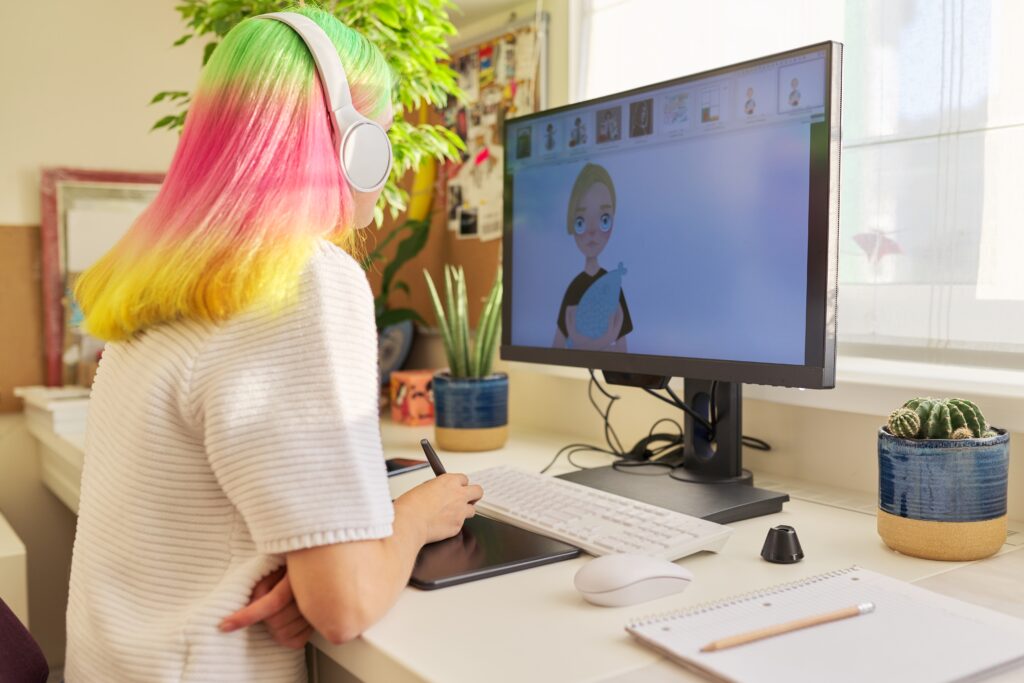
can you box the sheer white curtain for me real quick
[576,0,1024,366]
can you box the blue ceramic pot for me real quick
[433,372,509,451]
[877,427,1009,560]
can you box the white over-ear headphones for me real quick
[258,12,393,193]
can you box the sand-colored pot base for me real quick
[877,509,1006,561]
[435,425,508,452]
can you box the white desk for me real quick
[23,413,1024,682]
[310,421,1024,683]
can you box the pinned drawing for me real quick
[444,14,548,242]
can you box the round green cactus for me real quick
[897,397,990,439]
[887,407,921,439]
[951,426,974,440]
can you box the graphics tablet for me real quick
[409,515,581,590]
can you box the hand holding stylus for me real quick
[384,439,482,545]
[421,438,482,504]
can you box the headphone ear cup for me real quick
[340,120,392,192]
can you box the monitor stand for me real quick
[556,376,788,524]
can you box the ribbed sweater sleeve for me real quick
[190,242,394,554]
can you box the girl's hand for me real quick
[395,473,482,545]
[219,568,312,650]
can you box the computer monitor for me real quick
[501,42,842,522]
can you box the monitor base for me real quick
[557,465,788,524]
[649,449,754,485]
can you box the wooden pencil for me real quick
[699,602,875,653]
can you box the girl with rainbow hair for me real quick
[66,8,481,681]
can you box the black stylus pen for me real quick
[420,439,447,476]
[422,439,482,504]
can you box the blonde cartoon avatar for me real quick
[553,163,633,351]
[789,78,801,107]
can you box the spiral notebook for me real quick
[626,566,1024,683]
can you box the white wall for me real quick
[0,0,203,225]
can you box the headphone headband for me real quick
[258,12,352,113]
[257,12,393,194]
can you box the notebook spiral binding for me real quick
[627,566,860,629]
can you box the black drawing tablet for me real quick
[409,515,581,590]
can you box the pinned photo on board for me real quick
[447,184,463,232]
[459,208,479,239]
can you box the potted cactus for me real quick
[423,265,506,452]
[878,398,1009,561]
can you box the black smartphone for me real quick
[385,458,430,477]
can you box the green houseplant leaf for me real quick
[380,219,429,302]
[475,268,503,377]
[423,267,457,373]
[370,218,430,331]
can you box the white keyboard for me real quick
[469,466,733,560]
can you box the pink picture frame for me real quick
[39,168,164,385]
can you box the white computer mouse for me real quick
[573,553,694,607]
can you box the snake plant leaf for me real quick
[423,268,457,373]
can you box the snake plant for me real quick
[423,265,502,378]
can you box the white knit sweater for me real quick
[65,241,394,682]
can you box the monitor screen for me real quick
[501,43,841,388]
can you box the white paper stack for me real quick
[15,386,91,436]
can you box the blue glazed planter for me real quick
[877,427,1009,560]
[433,372,509,451]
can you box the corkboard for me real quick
[367,17,548,334]
[0,225,45,412]
[365,108,501,330]
[438,168,502,329]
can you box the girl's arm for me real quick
[222,474,482,645]
[286,475,481,645]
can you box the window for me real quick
[575,0,1024,369]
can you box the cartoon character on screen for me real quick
[744,87,757,115]
[545,123,556,151]
[552,163,633,351]
[569,116,587,147]
[789,78,801,107]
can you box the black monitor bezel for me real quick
[500,41,841,389]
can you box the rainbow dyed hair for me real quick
[75,7,392,341]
